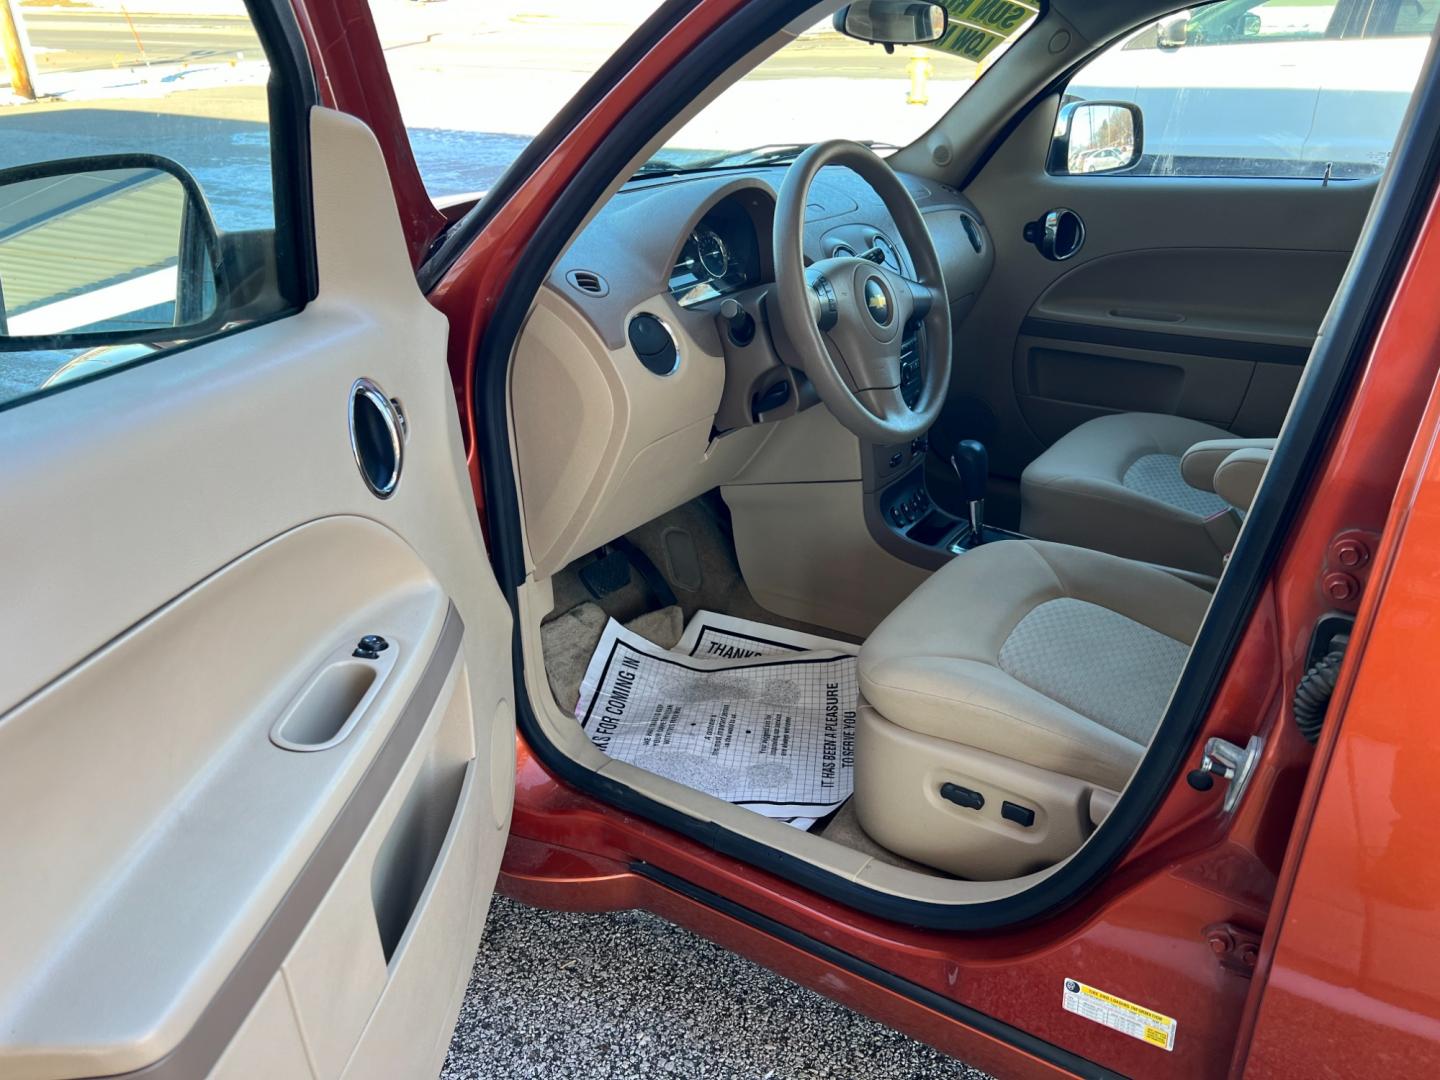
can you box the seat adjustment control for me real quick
[1001,800,1035,827]
[940,782,984,810]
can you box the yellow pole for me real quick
[0,0,38,100]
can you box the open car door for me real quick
[0,17,513,1078]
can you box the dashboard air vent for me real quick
[627,313,679,377]
[565,269,609,297]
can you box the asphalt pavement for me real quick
[442,897,993,1080]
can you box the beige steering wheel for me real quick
[773,140,951,444]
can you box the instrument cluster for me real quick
[668,199,761,308]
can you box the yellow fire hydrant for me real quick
[906,54,934,105]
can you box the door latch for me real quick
[1198,735,1263,813]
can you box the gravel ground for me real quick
[441,897,992,1080]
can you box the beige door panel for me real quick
[209,975,313,1080]
[1029,246,1352,349]
[0,110,512,1079]
[956,100,1375,477]
[1014,335,1306,446]
[1231,361,1306,436]
[1015,336,1256,443]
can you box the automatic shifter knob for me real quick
[950,439,988,539]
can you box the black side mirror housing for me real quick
[0,153,226,351]
[1047,100,1145,176]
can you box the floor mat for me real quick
[542,603,943,875]
[543,602,683,714]
[575,611,858,826]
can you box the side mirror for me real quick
[1049,100,1144,175]
[833,1,947,48]
[0,154,224,351]
[1157,11,1191,49]
[1241,11,1262,36]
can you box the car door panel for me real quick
[952,102,1375,479]
[0,109,513,1080]
[1012,243,1350,443]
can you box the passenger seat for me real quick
[1019,412,1275,576]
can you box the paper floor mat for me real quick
[575,611,858,828]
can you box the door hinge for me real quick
[1199,735,1263,813]
[1204,922,1262,976]
[1319,529,1381,611]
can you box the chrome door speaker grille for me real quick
[349,377,405,498]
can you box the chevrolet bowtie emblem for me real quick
[863,278,892,326]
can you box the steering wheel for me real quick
[772,140,951,444]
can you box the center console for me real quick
[862,432,1026,571]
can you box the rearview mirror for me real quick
[0,154,223,350]
[1049,101,1144,175]
[833,1,947,47]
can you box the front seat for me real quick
[1020,412,1259,576]
[853,538,1211,880]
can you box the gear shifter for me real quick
[950,439,988,540]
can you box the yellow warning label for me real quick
[1062,979,1176,1052]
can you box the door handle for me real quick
[271,636,399,752]
[1024,208,1086,261]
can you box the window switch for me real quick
[1001,800,1035,827]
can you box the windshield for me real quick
[643,1,1041,174]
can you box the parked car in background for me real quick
[1070,0,1439,177]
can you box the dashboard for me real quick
[515,164,996,576]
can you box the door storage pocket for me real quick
[371,747,469,963]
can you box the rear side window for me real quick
[0,0,305,410]
[1056,0,1436,179]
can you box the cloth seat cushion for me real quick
[857,539,1211,791]
[1020,412,1241,575]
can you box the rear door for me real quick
[937,0,1413,502]
[0,4,512,1079]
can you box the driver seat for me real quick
[853,538,1210,880]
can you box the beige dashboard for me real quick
[508,165,995,580]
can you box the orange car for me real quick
[1,0,1438,1077]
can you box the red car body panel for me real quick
[290,0,1440,1074]
[1238,196,1440,1078]
[290,0,446,263]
